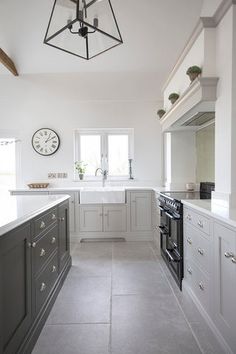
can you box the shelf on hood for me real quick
[160,77,219,132]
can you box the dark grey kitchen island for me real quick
[0,194,71,354]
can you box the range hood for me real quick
[182,111,215,127]
[160,78,219,132]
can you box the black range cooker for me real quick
[158,182,215,290]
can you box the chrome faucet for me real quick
[95,168,108,187]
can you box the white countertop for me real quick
[182,199,236,229]
[9,186,181,193]
[0,194,70,237]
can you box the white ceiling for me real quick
[0,0,203,98]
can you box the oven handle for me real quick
[165,211,180,220]
[166,249,180,263]
[158,206,165,211]
[159,226,168,234]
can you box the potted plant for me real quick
[168,93,180,104]
[157,109,166,119]
[186,65,202,82]
[75,161,87,180]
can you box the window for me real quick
[74,129,134,179]
[0,139,17,194]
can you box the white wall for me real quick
[163,131,196,189]
[0,74,162,187]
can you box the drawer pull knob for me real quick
[52,265,57,273]
[52,213,56,220]
[199,282,204,291]
[187,268,192,275]
[32,242,36,248]
[231,257,236,264]
[51,237,56,244]
[198,220,203,228]
[225,252,234,258]
[40,221,46,229]
[60,217,65,222]
[186,214,192,221]
[198,248,204,256]
[187,238,192,245]
[40,248,46,257]
[40,283,46,292]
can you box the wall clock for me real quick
[32,128,60,156]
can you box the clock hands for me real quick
[45,135,56,143]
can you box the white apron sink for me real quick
[80,187,126,204]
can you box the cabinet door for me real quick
[0,224,32,354]
[130,192,152,231]
[79,206,103,232]
[104,205,127,232]
[49,192,76,233]
[58,201,70,272]
[213,222,236,351]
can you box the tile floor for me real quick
[33,241,221,354]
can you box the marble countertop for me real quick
[182,199,236,229]
[0,194,70,237]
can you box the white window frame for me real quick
[0,130,22,188]
[74,128,134,180]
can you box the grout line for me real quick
[108,242,114,354]
[46,322,110,326]
[149,242,205,354]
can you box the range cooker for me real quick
[158,182,215,290]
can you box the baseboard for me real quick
[70,231,154,243]
[183,280,233,354]
[19,256,72,354]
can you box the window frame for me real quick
[74,128,134,180]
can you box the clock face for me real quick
[32,128,60,156]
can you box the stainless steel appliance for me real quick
[158,182,215,290]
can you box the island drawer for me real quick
[33,208,58,238]
[35,252,59,313]
[33,224,58,275]
[184,207,210,236]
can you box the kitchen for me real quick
[0,0,236,353]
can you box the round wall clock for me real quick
[32,128,60,156]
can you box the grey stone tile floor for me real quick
[33,241,222,354]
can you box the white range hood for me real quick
[160,77,219,132]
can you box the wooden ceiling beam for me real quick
[0,48,18,76]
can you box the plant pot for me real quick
[157,110,166,119]
[79,174,84,180]
[188,72,200,83]
[170,97,179,104]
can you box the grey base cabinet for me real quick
[0,200,71,354]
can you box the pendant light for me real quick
[44,0,123,60]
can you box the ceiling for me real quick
[0,0,203,98]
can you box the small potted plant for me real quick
[168,93,180,104]
[186,65,202,83]
[75,161,87,180]
[157,109,166,119]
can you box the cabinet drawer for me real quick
[185,259,210,313]
[34,208,57,238]
[35,252,59,313]
[184,208,210,236]
[33,225,58,275]
[184,225,211,273]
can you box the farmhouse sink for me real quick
[80,187,126,204]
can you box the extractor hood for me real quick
[160,77,219,132]
[182,111,215,127]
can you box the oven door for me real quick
[165,211,183,289]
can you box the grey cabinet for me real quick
[130,191,152,232]
[0,201,71,354]
[0,224,32,354]
[58,201,70,272]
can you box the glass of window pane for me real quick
[80,135,101,175]
[108,135,129,176]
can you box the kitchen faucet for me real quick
[95,168,108,187]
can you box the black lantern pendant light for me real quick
[44,0,123,60]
